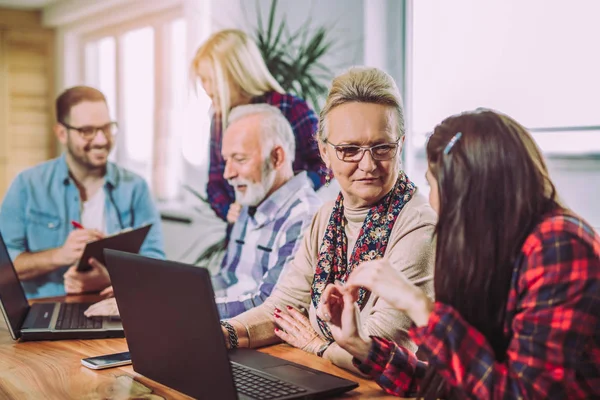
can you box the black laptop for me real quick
[104,249,359,400]
[0,233,123,341]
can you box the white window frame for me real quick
[80,8,184,189]
[402,0,600,189]
[51,0,212,201]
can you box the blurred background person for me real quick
[0,86,165,299]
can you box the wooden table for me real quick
[0,296,401,399]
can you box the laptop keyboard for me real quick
[55,303,103,330]
[231,363,307,400]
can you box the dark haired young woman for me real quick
[318,109,600,399]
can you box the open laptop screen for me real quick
[0,233,30,339]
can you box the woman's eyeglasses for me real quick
[60,121,118,141]
[324,139,400,162]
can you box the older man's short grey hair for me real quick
[228,104,296,163]
[318,67,405,142]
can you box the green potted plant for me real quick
[251,0,336,112]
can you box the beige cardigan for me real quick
[232,190,437,373]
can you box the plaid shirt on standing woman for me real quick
[206,91,325,221]
[354,210,600,399]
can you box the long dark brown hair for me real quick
[420,109,561,399]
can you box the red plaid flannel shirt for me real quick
[206,91,324,221]
[354,211,600,399]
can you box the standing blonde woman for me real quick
[192,29,326,224]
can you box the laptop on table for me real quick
[104,249,359,400]
[0,233,123,341]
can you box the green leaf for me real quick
[266,0,279,49]
[251,0,337,112]
[256,0,264,37]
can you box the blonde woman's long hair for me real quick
[192,29,285,131]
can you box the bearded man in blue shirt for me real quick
[0,86,165,299]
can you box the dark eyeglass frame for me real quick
[324,138,401,162]
[60,121,118,141]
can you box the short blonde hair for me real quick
[192,29,285,130]
[318,67,405,142]
[228,104,296,164]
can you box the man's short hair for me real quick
[228,104,296,164]
[55,86,107,124]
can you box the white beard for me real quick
[228,162,276,207]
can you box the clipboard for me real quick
[76,224,153,272]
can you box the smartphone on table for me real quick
[81,351,131,370]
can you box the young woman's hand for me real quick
[317,283,372,361]
[346,259,433,327]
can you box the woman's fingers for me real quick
[319,284,342,321]
[284,306,312,330]
[275,308,305,334]
[273,309,296,331]
[339,279,361,302]
[341,292,363,339]
[321,283,342,303]
[327,283,346,325]
[274,326,292,342]
[346,264,373,289]
[346,260,391,296]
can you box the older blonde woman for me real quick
[192,29,325,224]
[220,67,437,374]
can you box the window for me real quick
[121,27,154,165]
[408,0,600,156]
[82,10,210,201]
[84,37,117,161]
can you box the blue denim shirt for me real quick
[0,154,165,298]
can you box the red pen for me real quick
[71,221,85,229]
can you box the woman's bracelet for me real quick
[220,320,239,349]
[316,340,333,357]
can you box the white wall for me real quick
[206,0,367,71]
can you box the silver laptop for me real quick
[104,249,358,400]
[0,232,123,341]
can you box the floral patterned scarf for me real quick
[311,172,416,340]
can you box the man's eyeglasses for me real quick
[60,121,118,141]
[324,139,400,162]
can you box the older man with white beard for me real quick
[84,104,321,319]
[211,104,321,318]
